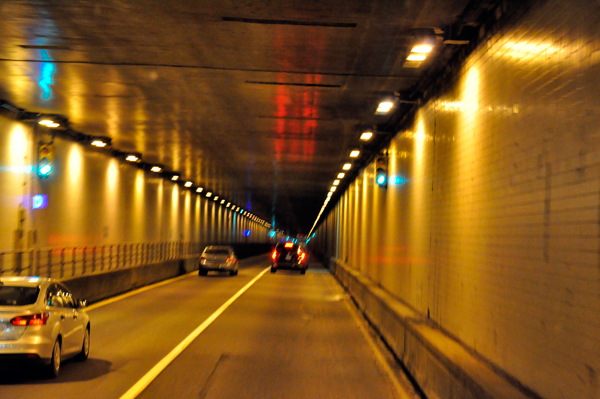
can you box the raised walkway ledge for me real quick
[329,259,543,399]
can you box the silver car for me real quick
[198,246,238,276]
[0,277,90,377]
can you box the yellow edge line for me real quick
[86,271,197,312]
[343,299,413,399]
[119,267,271,399]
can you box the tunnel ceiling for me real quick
[0,0,497,234]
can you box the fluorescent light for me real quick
[91,140,107,148]
[206,192,212,197]
[333,180,340,186]
[376,101,394,114]
[350,150,360,158]
[171,175,179,181]
[151,166,162,173]
[196,187,203,193]
[125,154,139,162]
[407,54,427,61]
[360,132,373,141]
[411,44,433,53]
[226,202,231,207]
[184,181,193,187]
[214,196,219,201]
[220,199,225,204]
[342,163,352,170]
[337,173,345,179]
[38,119,54,126]
[330,186,337,192]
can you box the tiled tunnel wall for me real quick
[315,1,600,398]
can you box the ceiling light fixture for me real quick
[376,101,394,114]
[349,150,360,158]
[125,153,141,163]
[342,163,352,170]
[360,131,373,141]
[184,181,193,188]
[196,187,203,193]
[337,173,345,179]
[151,166,162,173]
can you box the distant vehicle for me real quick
[271,242,308,274]
[199,246,238,276]
[0,277,90,378]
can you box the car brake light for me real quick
[299,252,306,262]
[271,251,277,261]
[284,243,294,248]
[11,313,49,326]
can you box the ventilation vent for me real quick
[246,81,340,88]
[222,17,356,28]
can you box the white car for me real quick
[199,246,238,276]
[0,277,90,377]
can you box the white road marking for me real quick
[118,266,271,399]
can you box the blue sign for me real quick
[32,195,48,209]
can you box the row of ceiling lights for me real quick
[37,116,272,229]
[307,40,435,236]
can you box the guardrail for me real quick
[0,241,202,279]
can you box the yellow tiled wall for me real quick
[320,1,600,398]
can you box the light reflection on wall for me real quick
[9,125,29,170]
[170,185,179,240]
[68,146,83,184]
[38,50,55,100]
[132,170,145,240]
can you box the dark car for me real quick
[270,242,308,274]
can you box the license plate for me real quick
[285,254,292,260]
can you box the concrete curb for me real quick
[64,257,198,304]
[330,259,541,399]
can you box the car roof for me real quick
[204,246,233,251]
[0,276,56,287]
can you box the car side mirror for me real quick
[77,299,88,308]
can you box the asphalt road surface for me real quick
[0,254,419,399]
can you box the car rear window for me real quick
[205,249,230,255]
[0,286,40,306]
[276,244,298,252]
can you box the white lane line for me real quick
[119,266,271,399]
[343,299,416,399]
[85,271,197,311]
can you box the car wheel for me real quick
[76,326,90,361]
[234,269,238,276]
[270,267,276,273]
[199,269,208,276]
[230,269,236,276]
[300,269,306,275]
[48,338,61,378]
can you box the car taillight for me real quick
[226,256,231,262]
[271,251,277,261]
[299,252,306,262]
[11,313,49,326]
[200,256,206,261]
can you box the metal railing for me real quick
[0,241,202,279]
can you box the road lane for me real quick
[135,262,414,399]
